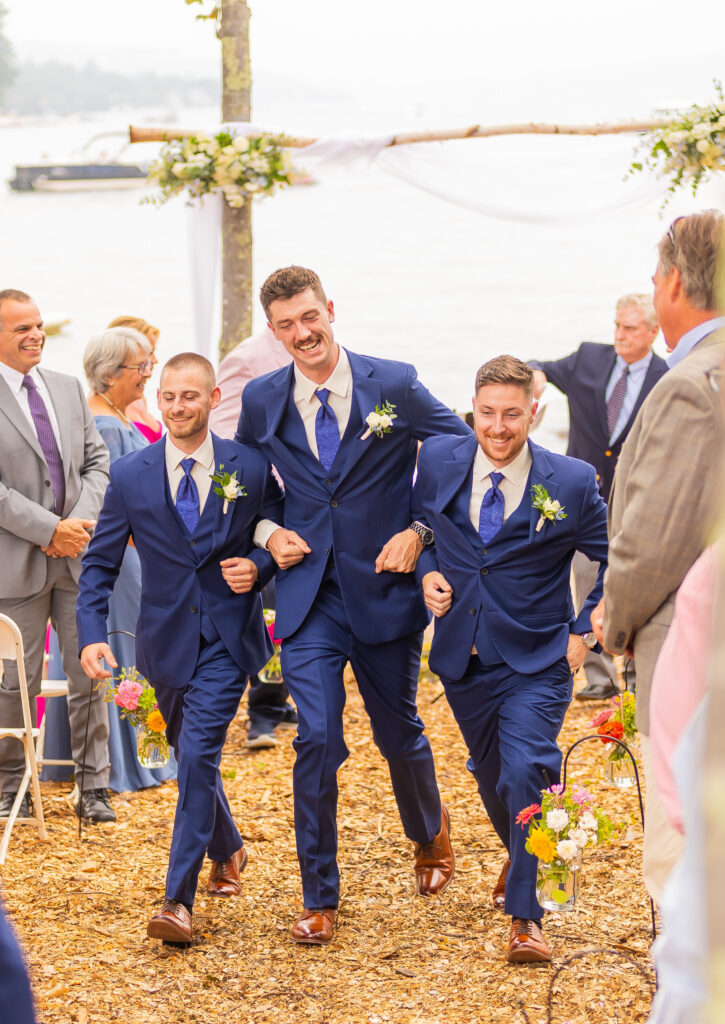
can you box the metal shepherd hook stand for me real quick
[76,629,136,840]
[560,733,657,940]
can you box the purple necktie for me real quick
[606,365,629,436]
[478,472,505,544]
[22,375,65,515]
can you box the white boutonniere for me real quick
[532,484,567,533]
[360,400,398,440]
[210,463,246,514]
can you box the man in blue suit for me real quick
[236,265,470,944]
[529,294,667,699]
[414,355,608,963]
[77,354,283,944]
[0,898,36,1023]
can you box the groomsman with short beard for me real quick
[413,355,608,963]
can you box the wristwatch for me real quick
[579,631,597,649]
[409,521,434,546]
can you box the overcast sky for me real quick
[5,1,725,128]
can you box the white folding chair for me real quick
[0,614,48,864]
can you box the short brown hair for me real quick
[475,355,534,399]
[160,353,216,392]
[0,289,33,326]
[260,266,327,318]
[658,210,725,310]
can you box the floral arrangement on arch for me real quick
[591,690,637,763]
[630,82,725,206]
[145,130,295,208]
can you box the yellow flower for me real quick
[527,827,557,863]
[145,709,166,734]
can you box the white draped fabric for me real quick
[185,126,668,355]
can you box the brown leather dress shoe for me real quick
[207,845,248,897]
[414,805,455,896]
[492,858,511,911]
[290,907,337,945]
[506,918,552,964]
[147,900,193,944]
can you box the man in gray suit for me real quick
[592,210,725,901]
[0,289,113,823]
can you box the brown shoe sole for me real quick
[147,917,192,944]
[207,847,248,897]
[290,930,334,946]
[507,946,551,964]
[416,806,455,897]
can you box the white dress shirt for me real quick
[165,432,215,512]
[468,442,533,531]
[604,349,653,444]
[0,362,63,450]
[666,316,725,369]
[293,345,352,458]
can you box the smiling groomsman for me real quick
[413,355,608,963]
[236,266,470,944]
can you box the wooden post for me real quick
[218,0,252,360]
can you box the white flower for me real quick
[571,827,589,849]
[556,839,579,863]
[233,136,250,152]
[546,809,569,832]
[580,811,597,832]
[696,138,711,153]
[222,481,242,500]
[366,412,385,429]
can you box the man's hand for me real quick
[375,528,422,574]
[532,369,548,400]
[266,528,311,570]
[591,597,633,658]
[566,634,589,674]
[80,642,117,680]
[43,518,96,559]
[220,557,259,594]
[422,571,453,617]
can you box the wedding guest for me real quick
[413,355,608,963]
[529,294,667,700]
[237,266,469,944]
[592,209,725,902]
[0,288,111,825]
[107,315,162,442]
[0,897,36,1024]
[78,353,283,944]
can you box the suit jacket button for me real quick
[330,500,338,507]
[325,478,333,486]
[481,547,487,555]
[44,480,51,487]
[605,450,612,457]
[480,567,488,576]
[190,605,197,614]
[469,607,476,615]
[190,540,196,547]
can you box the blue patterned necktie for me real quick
[176,457,200,533]
[22,375,66,515]
[315,388,340,471]
[478,472,505,544]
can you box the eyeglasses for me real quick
[707,367,723,393]
[666,216,683,250]
[119,360,153,373]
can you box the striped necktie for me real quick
[607,366,629,436]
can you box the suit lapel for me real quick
[265,365,327,482]
[0,373,45,461]
[138,441,194,558]
[335,351,383,482]
[618,356,660,439]
[205,437,243,559]
[434,435,481,551]
[526,441,559,543]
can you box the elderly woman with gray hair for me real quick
[44,327,176,794]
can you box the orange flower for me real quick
[598,719,624,744]
[145,709,166,734]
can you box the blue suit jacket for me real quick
[529,343,668,501]
[413,436,609,681]
[76,435,283,688]
[236,349,471,644]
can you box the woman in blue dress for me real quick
[43,327,176,792]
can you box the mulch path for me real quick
[1,668,655,1024]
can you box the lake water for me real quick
[1,104,723,449]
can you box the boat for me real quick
[8,131,149,192]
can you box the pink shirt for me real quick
[209,327,292,439]
[650,544,719,833]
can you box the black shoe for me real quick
[575,679,619,701]
[0,791,32,818]
[74,788,117,823]
[278,704,298,730]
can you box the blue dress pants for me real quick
[281,574,442,909]
[153,636,247,910]
[441,655,572,921]
[0,898,36,1024]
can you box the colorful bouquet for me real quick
[260,609,283,682]
[101,667,169,767]
[591,691,636,763]
[518,783,616,909]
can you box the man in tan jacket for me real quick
[592,210,725,901]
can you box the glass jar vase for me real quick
[603,748,636,789]
[536,858,581,912]
[137,724,170,769]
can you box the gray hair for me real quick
[657,210,725,311]
[83,327,151,393]
[615,293,658,329]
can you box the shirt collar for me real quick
[294,345,351,404]
[614,348,653,377]
[165,431,215,473]
[0,361,41,393]
[666,316,725,368]
[474,439,532,485]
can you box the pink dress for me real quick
[132,420,162,443]
[649,544,718,834]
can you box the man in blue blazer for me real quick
[414,355,608,963]
[77,354,283,944]
[236,265,470,944]
[529,294,667,699]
